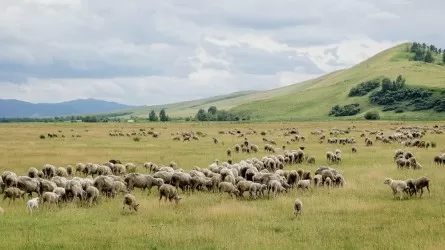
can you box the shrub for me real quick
[39,134,46,139]
[348,79,381,97]
[329,103,361,117]
[260,131,267,136]
[395,108,404,113]
[431,142,437,148]
[364,111,380,120]
[133,137,141,142]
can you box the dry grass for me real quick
[1,121,445,250]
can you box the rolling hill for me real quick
[107,42,445,121]
[0,98,136,118]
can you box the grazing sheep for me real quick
[41,192,60,206]
[294,199,303,217]
[352,146,357,153]
[218,182,240,198]
[413,177,430,198]
[383,178,409,200]
[28,168,39,178]
[296,180,311,191]
[55,167,68,177]
[122,193,139,212]
[17,176,41,198]
[313,174,322,187]
[324,177,332,188]
[268,180,287,197]
[159,184,182,204]
[53,187,66,202]
[307,156,315,165]
[3,187,25,203]
[27,197,40,214]
[86,186,100,206]
[66,165,73,176]
[249,183,267,199]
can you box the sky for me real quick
[0,0,443,106]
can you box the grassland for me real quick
[1,121,445,250]
[117,42,445,121]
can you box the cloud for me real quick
[0,0,441,105]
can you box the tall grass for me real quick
[0,121,444,249]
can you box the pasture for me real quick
[0,121,445,250]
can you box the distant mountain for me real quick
[0,98,136,118]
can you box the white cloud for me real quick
[0,0,443,105]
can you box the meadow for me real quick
[0,121,445,250]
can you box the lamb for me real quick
[294,199,303,217]
[3,187,25,203]
[218,182,240,198]
[41,192,60,206]
[53,187,66,202]
[27,197,40,214]
[123,193,139,212]
[159,184,182,204]
[413,176,430,198]
[296,180,311,191]
[383,178,409,200]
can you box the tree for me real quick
[208,106,217,115]
[424,50,434,63]
[410,42,419,52]
[195,108,207,121]
[159,108,169,122]
[381,77,393,92]
[394,75,406,89]
[364,111,380,120]
[148,110,158,121]
[443,51,445,64]
[414,49,425,61]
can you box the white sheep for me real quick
[383,178,409,200]
[294,199,303,217]
[296,179,311,191]
[27,197,40,214]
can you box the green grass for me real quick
[112,42,445,121]
[1,121,445,249]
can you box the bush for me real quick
[260,131,267,136]
[431,142,437,148]
[328,103,361,117]
[364,111,380,120]
[133,137,141,142]
[348,79,381,97]
[395,109,404,113]
[39,134,46,139]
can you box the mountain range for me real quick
[0,98,136,118]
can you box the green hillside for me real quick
[115,42,445,121]
[231,42,445,121]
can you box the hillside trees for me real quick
[159,108,169,122]
[148,110,158,121]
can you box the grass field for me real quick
[1,121,445,250]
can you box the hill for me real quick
[0,98,136,118]
[106,42,445,121]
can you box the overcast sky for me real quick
[0,0,442,105]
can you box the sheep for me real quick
[294,199,303,217]
[249,183,267,199]
[352,147,357,153]
[218,182,240,198]
[55,167,68,177]
[268,180,287,197]
[313,174,322,187]
[17,176,41,198]
[236,180,253,198]
[112,181,129,197]
[27,197,40,214]
[413,177,430,198]
[122,193,139,212]
[41,192,60,206]
[324,177,332,188]
[307,156,315,165]
[125,173,164,195]
[28,168,39,178]
[296,180,311,191]
[66,165,73,176]
[53,187,66,202]
[86,186,100,206]
[383,178,409,200]
[159,184,182,204]
[3,187,25,204]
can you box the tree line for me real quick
[0,112,132,123]
[148,108,169,122]
[410,42,445,64]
